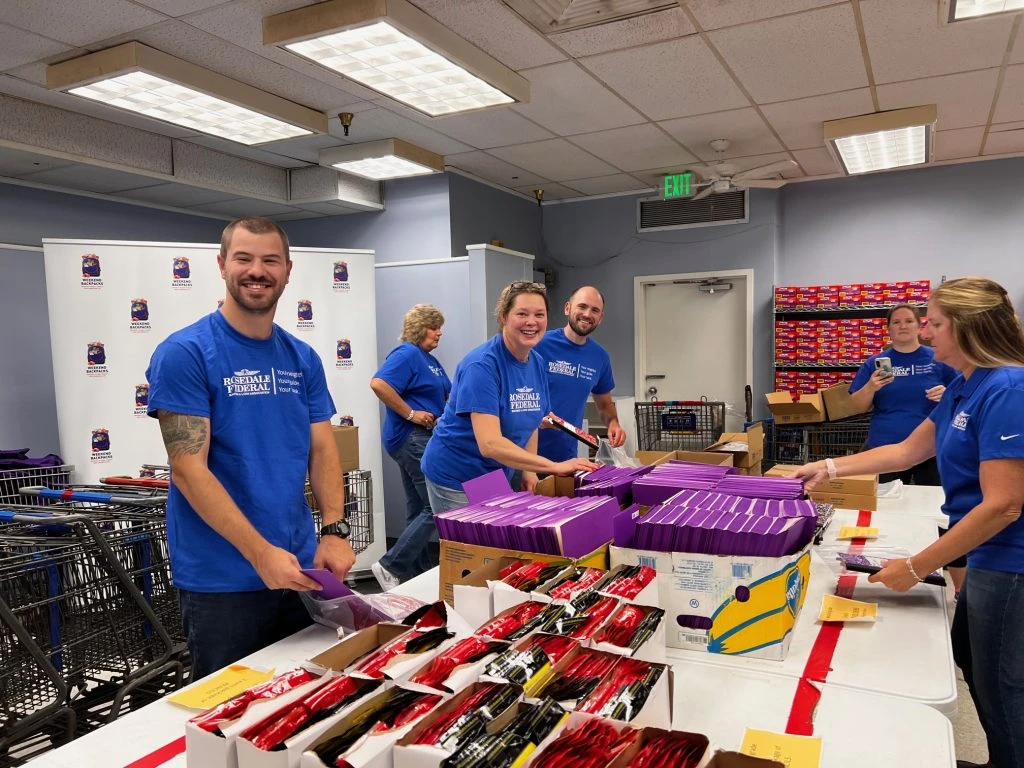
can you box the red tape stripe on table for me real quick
[785,509,873,736]
[123,736,185,768]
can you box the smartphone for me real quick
[875,356,893,378]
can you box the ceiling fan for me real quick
[689,139,798,200]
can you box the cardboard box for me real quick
[706,423,764,469]
[807,490,878,511]
[607,726,710,768]
[535,474,575,498]
[635,450,734,468]
[706,753,785,768]
[332,426,359,472]
[438,539,608,605]
[765,391,825,424]
[819,383,864,422]
[765,464,877,497]
[452,556,525,629]
[591,604,666,664]
[306,623,413,677]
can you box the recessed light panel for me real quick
[824,105,936,176]
[948,0,1024,20]
[319,138,444,181]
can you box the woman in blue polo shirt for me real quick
[421,281,600,516]
[795,277,1024,768]
[369,304,450,590]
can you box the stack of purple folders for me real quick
[630,460,738,506]
[434,492,620,558]
[628,489,817,556]
[575,464,654,504]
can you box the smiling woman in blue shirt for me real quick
[795,277,1024,768]
[421,281,600,518]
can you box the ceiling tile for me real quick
[429,108,555,150]
[407,0,565,70]
[563,173,650,195]
[877,70,998,132]
[18,164,164,193]
[189,198,298,217]
[933,127,985,161]
[518,182,579,200]
[0,23,73,71]
[185,135,310,169]
[117,182,243,207]
[0,146,72,177]
[566,124,695,172]
[491,139,618,180]
[133,0,234,16]
[791,146,841,176]
[659,108,784,160]
[993,64,1024,123]
[580,36,748,120]
[860,0,1011,84]
[1013,21,1024,64]
[258,133,353,164]
[548,8,695,57]
[2,0,165,47]
[513,62,645,135]
[708,4,867,103]
[685,0,845,31]
[445,151,548,188]
[761,88,875,149]
[983,123,1024,154]
[341,106,472,155]
[689,152,804,181]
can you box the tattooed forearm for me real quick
[157,411,209,458]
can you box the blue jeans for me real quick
[951,568,1024,768]
[380,428,435,581]
[180,588,311,681]
[425,478,469,516]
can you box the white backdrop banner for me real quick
[42,239,385,567]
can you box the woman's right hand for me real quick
[791,461,829,490]
[868,369,894,391]
[552,458,601,476]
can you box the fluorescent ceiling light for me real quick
[319,139,444,180]
[263,0,529,117]
[47,42,327,145]
[945,0,1024,21]
[824,105,936,175]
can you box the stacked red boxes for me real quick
[774,286,798,310]
[816,285,840,309]
[838,284,864,308]
[861,282,887,307]
[906,280,930,304]
[794,285,818,309]
[883,282,907,304]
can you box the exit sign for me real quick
[663,172,693,199]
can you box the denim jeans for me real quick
[379,428,435,581]
[951,568,1024,768]
[425,478,469,516]
[179,587,312,681]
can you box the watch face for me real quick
[323,520,351,538]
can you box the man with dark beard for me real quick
[535,285,626,462]
[146,217,355,679]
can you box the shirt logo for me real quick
[952,410,970,431]
[509,385,542,412]
[429,365,443,377]
[1001,434,1020,441]
[548,359,578,377]
[223,368,272,397]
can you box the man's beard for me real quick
[568,316,596,337]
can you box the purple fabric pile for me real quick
[575,464,654,504]
[435,492,620,558]
[630,460,737,505]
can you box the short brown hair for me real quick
[930,277,1024,368]
[886,303,921,324]
[495,281,548,321]
[400,304,445,344]
[220,217,290,261]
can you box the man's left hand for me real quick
[607,423,627,448]
[314,533,356,578]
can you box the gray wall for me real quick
[448,173,541,258]
[539,189,780,417]
[288,174,452,263]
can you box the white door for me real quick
[640,276,749,435]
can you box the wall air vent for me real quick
[636,189,748,233]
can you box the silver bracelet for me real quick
[905,558,923,582]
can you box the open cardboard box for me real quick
[606,726,710,768]
[765,391,825,424]
[766,464,877,509]
[332,426,359,472]
[479,634,585,698]
[451,555,528,629]
[636,450,734,468]
[819,383,865,422]
[706,423,764,472]
[590,603,667,664]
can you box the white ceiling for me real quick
[1,0,1023,212]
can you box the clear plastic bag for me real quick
[594,438,641,468]
[299,591,427,635]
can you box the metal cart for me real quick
[304,469,375,557]
[634,400,727,452]
[763,414,871,467]
[0,465,73,507]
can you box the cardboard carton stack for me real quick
[765,464,879,511]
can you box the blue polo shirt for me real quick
[374,342,451,454]
[851,347,956,447]
[930,366,1024,573]
[534,329,615,462]
[421,334,549,490]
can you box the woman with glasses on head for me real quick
[420,281,601,518]
[795,277,1024,768]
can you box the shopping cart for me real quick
[634,400,726,452]
[305,470,375,557]
[0,505,183,765]
[763,414,871,467]
[0,465,73,507]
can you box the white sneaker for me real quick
[371,561,401,591]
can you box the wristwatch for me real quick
[320,519,351,539]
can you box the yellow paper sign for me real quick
[837,526,879,540]
[740,728,822,768]
[819,594,877,623]
[168,665,275,710]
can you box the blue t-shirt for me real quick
[930,366,1024,573]
[534,329,615,462]
[421,334,549,490]
[850,347,956,447]
[374,342,451,454]
[146,311,336,592]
